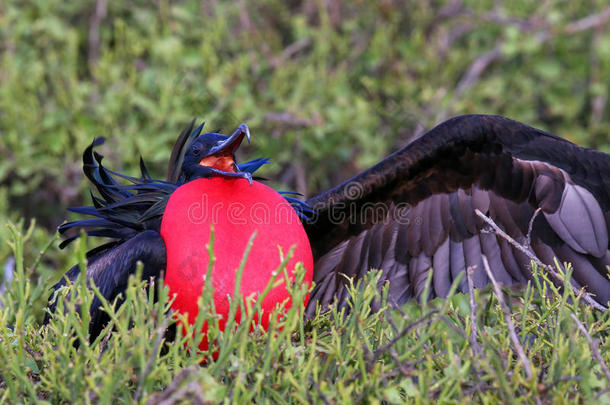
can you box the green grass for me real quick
[2,0,610,304]
[1,220,610,403]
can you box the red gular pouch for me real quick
[160,178,314,354]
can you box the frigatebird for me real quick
[48,114,610,339]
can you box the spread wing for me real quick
[304,114,610,315]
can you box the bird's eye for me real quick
[191,144,202,155]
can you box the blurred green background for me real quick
[1,0,610,274]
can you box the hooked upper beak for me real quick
[204,124,251,158]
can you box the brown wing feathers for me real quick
[304,115,610,315]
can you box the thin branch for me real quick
[270,38,312,68]
[24,345,42,361]
[97,327,113,362]
[466,266,482,355]
[476,210,544,268]
[589,26,607,133]
[436,0,465,20]
[383,307,400,334]
[454,47,502,98]
[237,0,253,31]
[154,380,206,405]
[542,375,582,393]
[433,45,502,125]
[343,309,440,386]
[293,139,307,196]
[565,6,610,34]
[481,255,533,380]
[88,0,108,66]
[570,313,610,385]
[526,208,542,249]
[146,365,200,404]
[435,314,470,340]
[388,347,412,376]
[372,310,439,364]
[310,376,331,405]
[475,209,607,311]
[594,386,610,400]
[264,112,314,127]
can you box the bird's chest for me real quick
[160,177,313,329]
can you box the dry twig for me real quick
[146,365,202,405]
[309,376,331,405]
[474,209,607,311]
[88,0,107,65]
[481,255,534,380]
[526,208,542,249]
[466,266,482,355]
[270,38,312,68]
[565,6,610,34]
[371,310,439,364]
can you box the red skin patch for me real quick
[198,156,237,173]
[161,178,313,348]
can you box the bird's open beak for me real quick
[199,124,251,173]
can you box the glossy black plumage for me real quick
[303,115,610,316]
[48,114,610,340]
[47,230,167,339]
